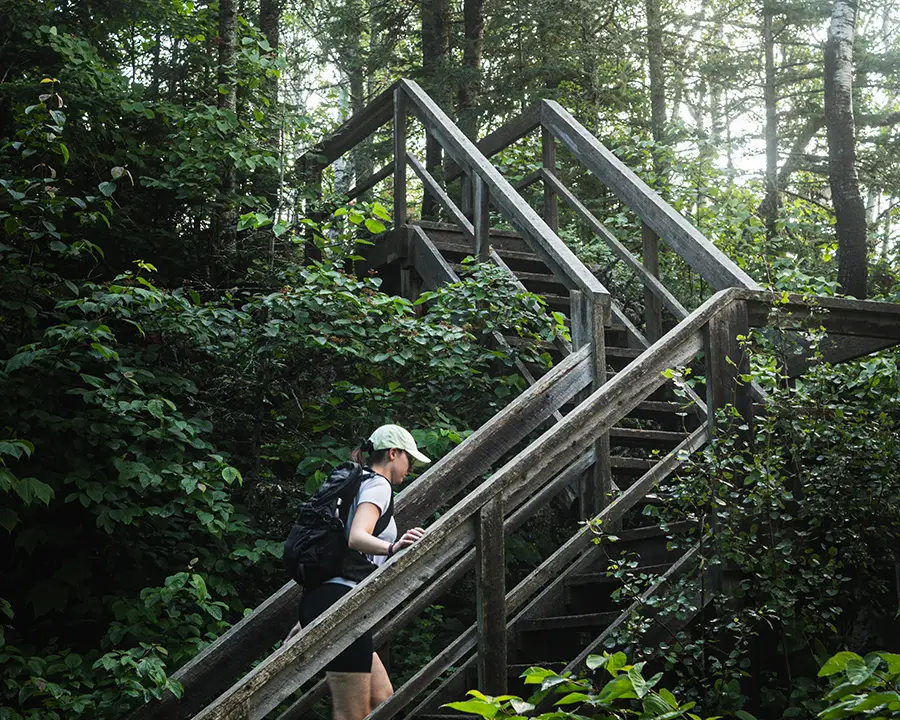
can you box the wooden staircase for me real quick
[130,79,900,720]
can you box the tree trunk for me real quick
[824,0,867,298]
[213,0,239,266]
[458,0,485,139]
[761,3,779,241]
[645,0,666,183]
[421,0,450,217]
[257,0,283,214]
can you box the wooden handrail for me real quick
[190,288,749,720]
[398,80,608,300]
[298,81,398,172]
[539,101,760,292]
[542,169,689,321]
[444,102,541,182]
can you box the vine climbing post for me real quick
[476,495,506,695]
[570,290,613,519]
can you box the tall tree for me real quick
[459,0,486,138]
[646,0,666,181]
[824,0,868,297]
[214,0,239,262]
[761,0,779,241]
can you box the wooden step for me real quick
[608,427,687,448]
[565,562,672,588]
[609,456,656,473]
[517,611,620,633]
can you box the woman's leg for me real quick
[369,652,394,708]
[327,671,371,720]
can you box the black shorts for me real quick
[300,582,373,673]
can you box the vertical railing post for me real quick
[422,131,441,220]
[393,88,407,229]
[460,170,473,224]
[704,298,751,598]
[642,222,662,342]
[474,174,490,261]
[570,290,613,519]
[542,127,558,233]
[476,495,506,695]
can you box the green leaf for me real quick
[819,652,863,677]
[643,693,674,716]
[0,507,19,532]
[628,666,649,698]
[59,142,69,164]
[845,657,874,685]
[441,700,498,718]
[364,218,385,234]
[555,692,591,705]
[98,181,116,197]
[222,466,242,484]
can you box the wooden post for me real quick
[474,175,490,261]
[476,496,506,695]
[542,127,558,233]
[393,88,407,228]
[705,298,751,435]
[460,170,473,223]
[704,298,751,597]
[422,131,441,220]
[570,290,613,520]
[642,222,662,342]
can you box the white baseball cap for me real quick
[369,424,431,464]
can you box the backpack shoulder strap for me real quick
[362,470,394,537]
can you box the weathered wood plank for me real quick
[399,81,608,299]
[570,290,612,519]
[422,131,441,218]
[409,225,459,291]
[393,89,407,227]
[474,175,490,261]
[540,100,760,292]
[445,103,541,181]
[476,496,506,695]
[642,222,663,342]
[513,168,543,191]
[745,292,900,339]
[543,170,688,322]
[542,127,558,234]
[346,162,392,202]
[394,344,592,529]
[780,333,899,377]
[298,81,398,171]
[407,151,474,238]
[706,298,752,429]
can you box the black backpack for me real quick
[283,462,394,589]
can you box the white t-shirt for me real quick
[327,472,397,588]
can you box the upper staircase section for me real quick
[299,79,758,349]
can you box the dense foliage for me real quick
[2,0,899,717]
[446,650,900,719]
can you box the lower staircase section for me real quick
[408,522,704,720]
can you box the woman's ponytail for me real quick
[350,438,375,464]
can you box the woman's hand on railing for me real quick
[393,527,425,553]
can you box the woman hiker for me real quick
[285,424,430,720]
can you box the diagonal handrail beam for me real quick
[398,80,608,301]
[539,100,760,292]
